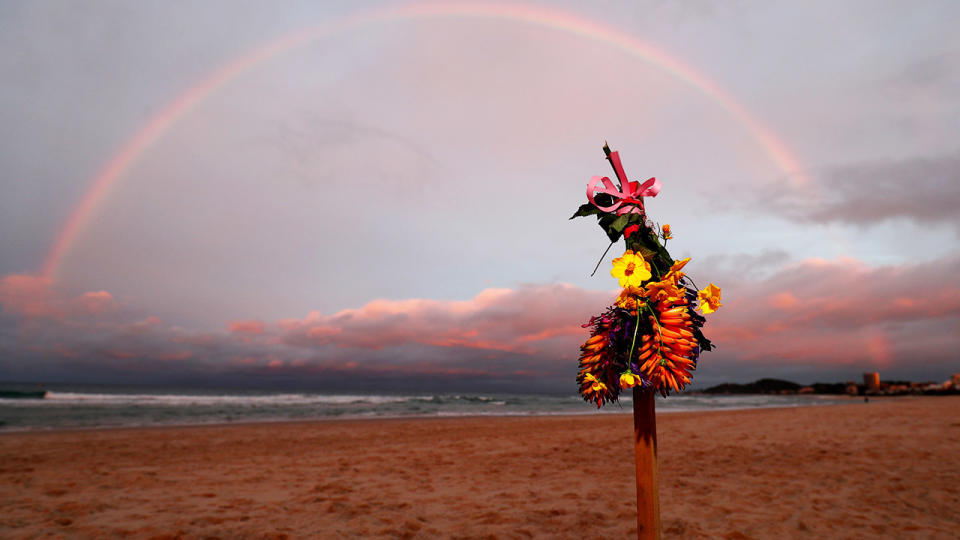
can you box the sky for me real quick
[1,0,958,392]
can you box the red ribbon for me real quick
[586,151,661,215]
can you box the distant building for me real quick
[845,381,859,396]
[863,372,880,392]
[952,373,960,388]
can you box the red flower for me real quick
[624,224,640,239]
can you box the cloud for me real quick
[274,285,607,354]
[754,152,960,229]
[704,254,960,374]
[0,275,60,318]
[0,274,117,319]
[228,320,266,335]
[883,51,960,97]
[2,255,959,389]
[74,291,116,315]
[0,277,612,390]
[698,249,791,280]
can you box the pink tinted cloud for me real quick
[275,284,609,354]
[228,320,266,335]
[2,254,958,385]
[0,274,209,373]
[264,255,960,373]
[0,274,117,319]
[707,255,960,368]
[0,275,60,318]
[72,290,116,315]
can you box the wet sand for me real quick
[1,396,959,538]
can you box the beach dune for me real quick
[2,397,959,538]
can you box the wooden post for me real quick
[633,387,661,539]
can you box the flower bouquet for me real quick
[571,144,721,406]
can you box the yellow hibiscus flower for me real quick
[698,283,722,314]
[610,250,652,287]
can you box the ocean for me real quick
[0,383,854,432]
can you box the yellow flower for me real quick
[698,283,722,314]
[584,372,607,393]
[663,257,691,284]
[669,257,690,274]
[645,279,682,303]
[662,224,673,240]
[615,286,646,313]
[620,371,643,389]
[610,250,652,287]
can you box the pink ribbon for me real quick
[586,151,661,215]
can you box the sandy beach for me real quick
[1,396,958,539]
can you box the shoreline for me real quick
[0,394,864,436]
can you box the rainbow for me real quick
[41,2,808,279]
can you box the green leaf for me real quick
[636,246,656,260]
[608,214,630,234]
[597,214,623,243]
[569,203,601,220]
[569,194,615,219]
